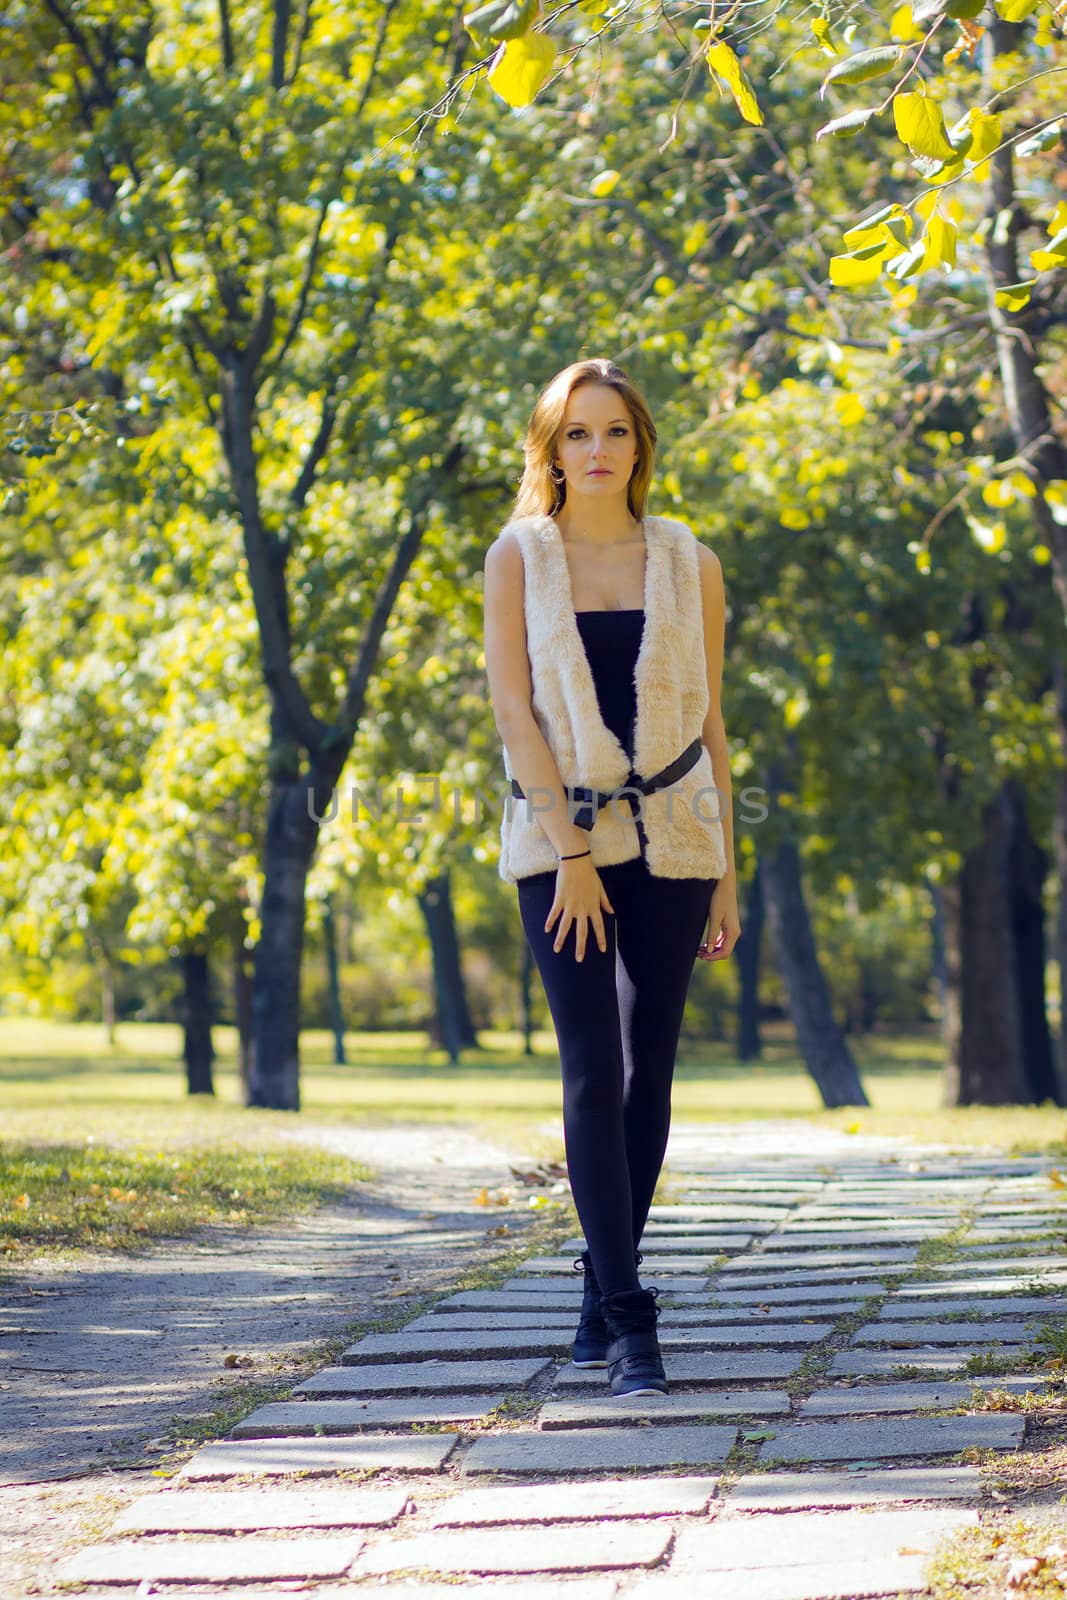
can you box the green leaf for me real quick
[463,0,539,41]
[995,0,1040,18]
[820,46,903,98]
[816,108,880,141]
[1016,120,1063,157]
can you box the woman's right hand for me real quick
[544,856,615,961]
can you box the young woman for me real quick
[482,358,740,1398]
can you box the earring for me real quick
[549,464,566,485]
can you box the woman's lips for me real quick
[587,469,611,476]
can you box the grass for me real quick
[2,1016,1067,1154]
[2,1015,1066,1265]
[0,1135,367,1263]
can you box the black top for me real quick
[574,608,645,765]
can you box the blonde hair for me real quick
[512,358,658,521]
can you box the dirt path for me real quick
[0,1121,547,1596]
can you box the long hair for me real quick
[512,358,658,521]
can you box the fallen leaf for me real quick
[1005,1555,1044,1586]
[12,1194,29,1210]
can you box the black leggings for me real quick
[517,856,717,1298]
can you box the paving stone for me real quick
[661,1304,861,1324]
[295,1358,550,1395]
[438,1293,584,1313]
[761,1411,1024,1463]
[670,1322,832,1346]
[798,1377,1048,1416]
[628,1507,978,1599]
[114,1485,410,1532]
[177,1434,459,1479]
[567,1232,759,1249]
[855,1319,1043,1345]
[354,1521,672,1575]
[539,1390,791,1428]
[719,1249,918,1275]
[776,1220,943,1236]
[407,1312,578,1332]
[230,1395,504,1436]
[463,1422,738,1475]
[830,1347,1028,1377]
[945,1252,1067,1273]
[726,1466,982,1509]
[555,1351,802,1388]
[58,1538,363,1586]
[902,1273,1067,1295]
[506,1276,698,1296]
[427,1474,718,1525]
[715,1263,910,1289]
[879,1296,1067,1320]
[715,1284,887,1306]
[762,1230,937,1250]
[520,1255,720,1274]
[341,1329,573,1362]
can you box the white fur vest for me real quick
[496,512,728,884]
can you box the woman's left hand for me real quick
[697,878,741,962]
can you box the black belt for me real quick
[510,736,703,833]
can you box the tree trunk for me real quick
[181,948,215,1096]
[232,928,255,1101]
[247,768,322,1110]
[736,862,763,1061]
[1055,660,1067,1101]
[1005,778,1059,1104]
[521,935,535,1058]
[323,893,347,1066]
[418,870,477,1062]
[101,955,117,1047]
[761,837,869,1108]
[928,879,950,1038]
[942,781,1056,1105]
[979,16,1067,1104]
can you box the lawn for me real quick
[2,1016,1065,1262]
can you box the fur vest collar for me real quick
[496,512,727,884]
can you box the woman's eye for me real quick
[566,429,585,439]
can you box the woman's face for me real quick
[554,383,639,504]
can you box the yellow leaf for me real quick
[966,109,1003,175]
[473,1187,491,1206]
[890,4,923,41]
[1049,1168,1067,1188]
[916,549,932,573]
[834,394,867,427]
[829,247,885,287]
[487,32,555,108]
[922,214,958,270]
[995,280,1034,312]
[845,1121,862,1134]
[653,275,675,296]
[706,39,765,126]
[12,1193,30,1210]
[589,169,619,198]
[894,92,957,162]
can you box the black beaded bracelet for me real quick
[559,848,592,861]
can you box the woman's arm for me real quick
[696,541,737,890]
[483,532,591,860]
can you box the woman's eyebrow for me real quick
[565,417,630,425]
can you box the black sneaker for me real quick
[600,1285,668,1398]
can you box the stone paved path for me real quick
[50,1122,1067,1597]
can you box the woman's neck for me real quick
[555,498,642,546]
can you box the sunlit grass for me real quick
[1,1016,1065,1158]
[0,1137,364,1263]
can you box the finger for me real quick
[553,912,573,953]
[574,914,588,963]
[592,912,608,953]
[544,902,560,934]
